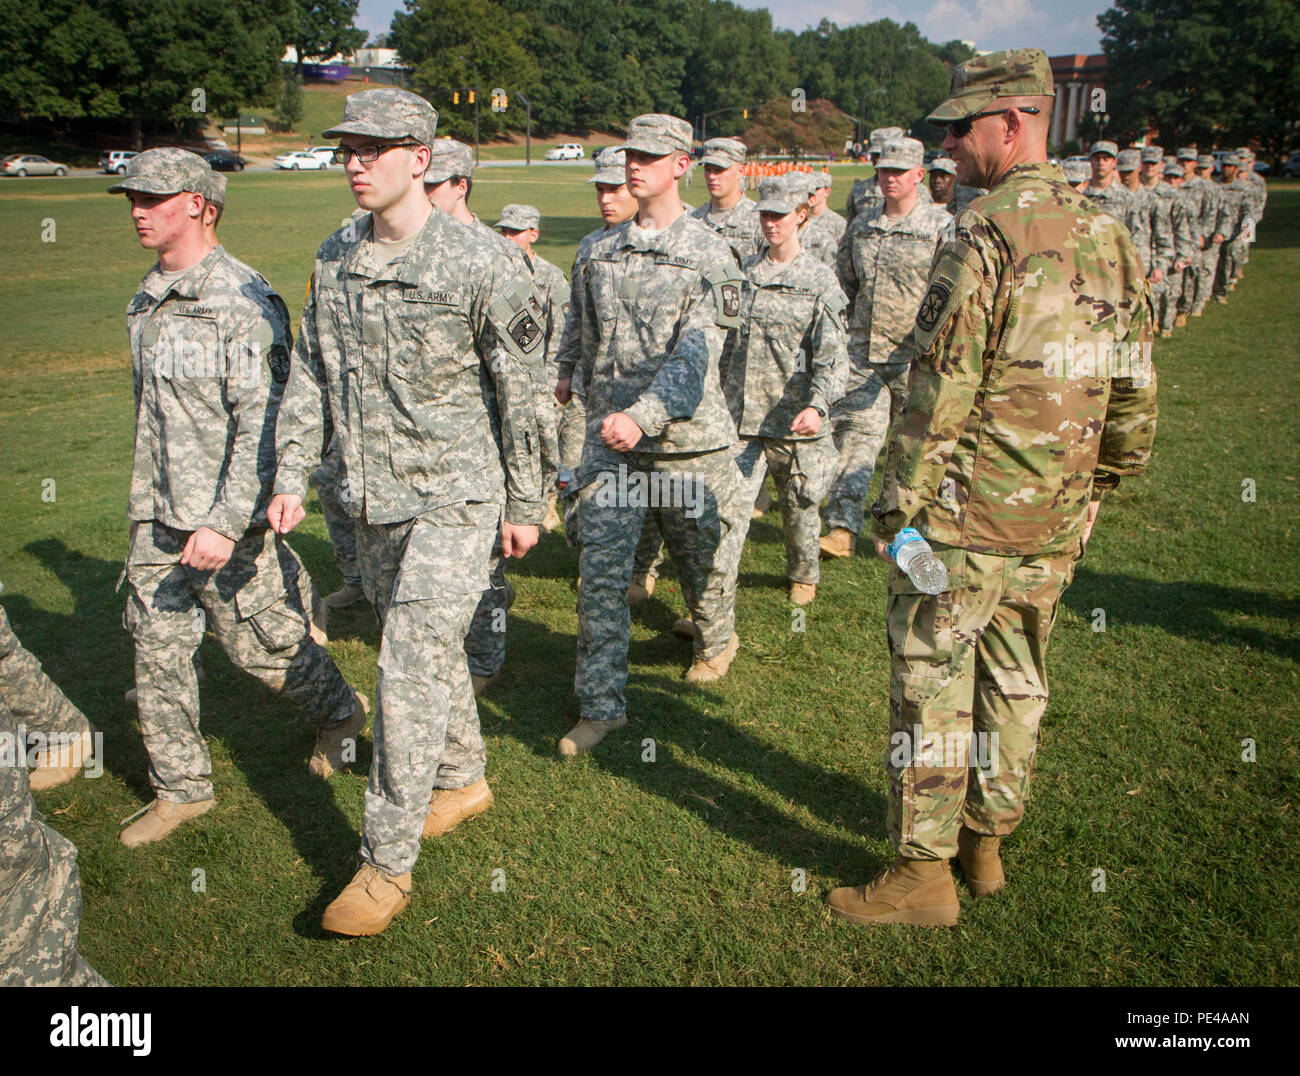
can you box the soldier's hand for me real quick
[1149,268,1164,284]
[1213,233,1224,244]
[555,377,573,405]
[501,521,539,559]
[600,412,643,453]
[873,537,892,563]
[790,407,822,436]
[181,527,235,572]
[1081,500,1100,547]
[267,493,306,535]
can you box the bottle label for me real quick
[887,527,924,561]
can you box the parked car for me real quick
[204,151,246,172]
[2,154,69,177]
[274,151,327,171]
[306,145,337,167]
[1283,153,1300,178]
[544,143,584,161]
[100,150,138,174]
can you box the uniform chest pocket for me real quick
[388,301,472,388]
[146,316,223,389]
[751,290,813,363]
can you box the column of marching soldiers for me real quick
[0,58,1249,973]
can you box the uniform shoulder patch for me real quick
[268,344,291,384]
[916,282,952,332]
[508,309,542,353]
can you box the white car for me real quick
[274,151,327,171]
[306,146,337,167]
[100,150,138,175]
[544,143,584,161]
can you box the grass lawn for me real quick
[0,170,1296,986]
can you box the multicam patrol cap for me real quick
[1090,140,1118,158]
[322,87,438,147]
[1140,145,1163,164]
[588,147,627,184]
[929,156,957,176]
[867,126,903,154]
[700,137,746,169]
[1176,146,1198,161]
[1116,149,1141,172]
[754,173,808,214]
[927,47,1054,124]
[876,136,924,170]
[107,147,213,196]
[496,203,541,231]
[620,114,693,157]
[423,139,475,184]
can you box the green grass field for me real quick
[1,170,1296,986]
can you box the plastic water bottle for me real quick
[888,527,948,595]
[557,467,575,492]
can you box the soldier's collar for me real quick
[341,205,445,286]
[617,209,691,254]
[990,160,1063,190]
[145,244,223,302]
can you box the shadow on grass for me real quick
[22,537,365,936]
[1065,567,1300,662]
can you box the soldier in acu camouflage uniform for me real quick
[821,136,950,558]
[928,156,984,215]
[716,173,847,609]
[1211,153,1251,302]
[1174,147,1214,324]
[796,171,846,268]
[559,114,745,756]
[1138,146,1191,338]
[1,611,107,985]
[270,90,544,935]
[1062,158,1091,191]
[1159,160,1198,335]
[1194,154,1226,304]
[111,149,364,849]
[1234,146,1265,279]
[826,50,1158,928]
[691,137,763,262]
[844,127,895,225]
[1115,150,1171,335]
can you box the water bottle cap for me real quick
[887,527,924,559]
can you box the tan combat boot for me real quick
[956,826,1006,896]
[788,582,816,606]
[120,797,216,848]
[825,857,960,927]
[309,692,368,779]
[423,778,494,837]
[685,633,740,684]
[471,670,500,696]
[1159,328,1173,339]
[324,583,366,609]
[28,725,96,792]
[558,715,627,756]
[626,574,656,605]
[309,587,328,646]
[1174,313,1188,328]
[752,483,774,519]
[671,617,696,641]
[321,864,411,936]
[819,528,854,558]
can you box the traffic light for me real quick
[742,108,748,119]
[453,91,460,104]
[468,89,476,104]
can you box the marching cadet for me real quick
[691,137,763,261]
[1173,147,1215,325]
[796,171,846,267]
[270,89,544,935]
[1211,152,1251,302]
[112,148,365,847]
[1139,146,1192,338]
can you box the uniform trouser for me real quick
[312,447,361,590]
[465,541,508,679]
[123,521,357,804]
[575,445,737,722]
[0,607,91,748]
[536,384,561,499]
[1151,276,1174,331]
[1191,242,1220,311]
[717,436,838,593]
[0,718,108,986]
[356,503,498,875]
[885,539,1081,861]
[824,363,909,535]
[1214,238,1246,295]
[558,394,587,544]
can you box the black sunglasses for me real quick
[947,107,1040,139]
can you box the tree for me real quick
[1099,0,1300,163]
[292,0,367,78]
[742,96,853,158]
[272,71,304,132]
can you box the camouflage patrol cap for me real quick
[203,168,227,207]
[700,137,747,169]
[876,136,924,170]
[1140,145,1163,164]
[1090,140,1118,158]
[1235,146,1255,159]
[1062,159,1091,183]
[322,88,438,147]
[496,203,541,231]
[1163,162,1182,176]
[423,140,475,184]
[588,147,627,184]
[1196,154,1214,168]
[1221,152,1241,167]
[620,114,693,157]
[754,173,808,214]
[868,127,903,154]
[107,147,213,196]
[929,157,957,176]
[1116,149,1141,172]
[927,47,1054,124]
[1176,147,1197,161]
[807,170,832,190]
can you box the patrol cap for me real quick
[807,170,833,190]
[1063,159,1091,183]
[322,88,438,148]
[1090,140,1118,158]
[868,126,903,154]
[1196,154,1215,168]
[588,147,627,185]
[423,139,475,184]
[203,169,227,207]
[927,47,1054,124]
[1176,146,1198,161]
[107,147,213,196]
[1163,162,1182,176]
[1235,146,1254,158]
[700,137,746,169]
[1140,145,1163,164]
[1116,149,1141,172]
[620,114,693,157]
[1220,152,1241,167]
[496,203,540,231]
[754,173,808,214]
[929,157,957,176]
[876,136,924,170]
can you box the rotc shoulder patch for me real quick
[268,344,290,384]
[507,309,542,353]
[917,282,951,332]
[721,283,741,319]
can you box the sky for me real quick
[354,0,1108,58]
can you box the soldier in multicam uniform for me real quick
[716,173,847,609]
[270,89,544,935]
[826,49,1158,927]
[821,136,950,559]
[1138,146,1192,338]
[691,137,763,261]
[1211,152,1251,302]
[495,203,571,533]
[927,156,984,214]
[1,608,107,985]
[111,149,365,848]
[559,114,745,756]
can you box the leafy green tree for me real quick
[742,96,852,158]
[272,71,305,132]
[291,0,368,78]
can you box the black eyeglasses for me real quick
[947,107,1040,139]
[330,142,421,165]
